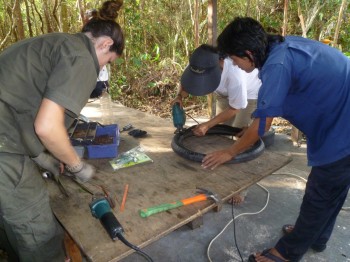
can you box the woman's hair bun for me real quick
[99,0,123,21]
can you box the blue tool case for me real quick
[70,122,119,159]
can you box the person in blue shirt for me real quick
[203,17,350,262]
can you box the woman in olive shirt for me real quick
[0,1,124,261]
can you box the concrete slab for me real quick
[120,133,350,262]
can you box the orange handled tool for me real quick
[181,194,208,205]
[139,188,219,218]
[120,184,129,212]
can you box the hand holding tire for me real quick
[171,124,265,165]
[193,123,209,136]
[201,149,235,170]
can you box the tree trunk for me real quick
[282,0,288,36]
[194,0,200,48]
[139,0,147,52]
[24,0,33,37]
[333,0,348,48]
[297,0,306,37]
[246,0,251,16]
[0,1,16,50]
[207,0,217,118]
[60,0,69,32]
[13,0,25,40]
[256,0,262,20]
[31,0,42,34]
[42,0,53,32]
[76,0,85,26]
[298,0,325,38]
[52,0,60,32]
[207,0,217,46]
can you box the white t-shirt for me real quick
[215,58,261,109]
[98,65,109,82]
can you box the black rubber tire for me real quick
[171,124,265,164]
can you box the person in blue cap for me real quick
[172,44,261,204]
[173,44,261,138]
[205,17,350,262]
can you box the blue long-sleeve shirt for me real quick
[253,36,350,166]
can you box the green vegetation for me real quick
[1,0,349,117]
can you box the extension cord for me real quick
[207,182,269,262]
[207,172,350,262]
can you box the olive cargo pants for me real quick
[0,153,65,262]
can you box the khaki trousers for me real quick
[215,93,257,128]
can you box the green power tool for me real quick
[172,103,186,133]
[89,194,155,260]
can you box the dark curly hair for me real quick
[217,17,284,69]
[82,0,124,55]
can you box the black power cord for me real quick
[116,233,154,262]
[207,184,270,261]
[231,203,243,262]
[90,198,154,262]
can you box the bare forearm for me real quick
[206,107,238,128]
[228,117,273,158]
[40,126,80,167]
[171,86,189,107]
[177,85,188,99]
[227,120,260,157]
[202,117,273,169]
[34,98,81,167]
[193,107,239,136]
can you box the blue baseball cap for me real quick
[181,45,221,96]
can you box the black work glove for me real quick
[65,161,96,183]
[31,152,61,179]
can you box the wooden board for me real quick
[47,100,292,262]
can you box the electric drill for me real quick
[172,103,186,133]
[89,194,124,240]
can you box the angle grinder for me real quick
[89,194,154,261]
[89,194,124,240]
[172,103,186,133]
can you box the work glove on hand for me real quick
[31,152,62,180]
[65,161,95,183]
